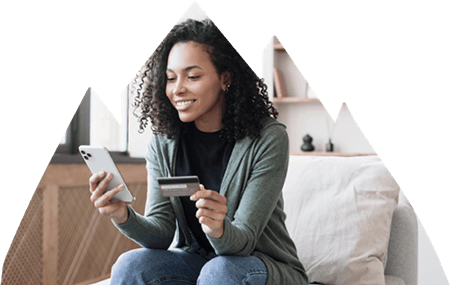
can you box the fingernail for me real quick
[119,184,125,190]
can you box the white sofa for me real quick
[282,155,417,285]
[94,155,417,285]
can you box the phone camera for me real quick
[80,150,92,160]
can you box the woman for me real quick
[89,19,309,285]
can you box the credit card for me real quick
[157,176,200,197]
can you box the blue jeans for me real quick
[110,243,268,285]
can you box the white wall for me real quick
[275,101,375,154]
[90,88,128,152]
[270,37,374,154]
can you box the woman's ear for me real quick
[221,71,233,91]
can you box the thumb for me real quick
[190,184,205,201]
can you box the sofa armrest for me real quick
[385,203,418,285]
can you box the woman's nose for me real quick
[173,79,186,95]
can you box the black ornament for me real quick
[301,134,315,152]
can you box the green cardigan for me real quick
[115,117,309,285]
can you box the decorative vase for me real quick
[326,138,334,152]
[301,134,315,152]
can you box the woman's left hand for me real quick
[190,185,227,239]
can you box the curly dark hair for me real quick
[132,18,277,141]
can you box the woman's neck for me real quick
[194,119,223,133]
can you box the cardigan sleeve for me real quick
[206,123,291,256]
[114,135,177,249]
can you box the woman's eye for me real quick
[166,75,199,82]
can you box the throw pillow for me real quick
[282,155,399,285]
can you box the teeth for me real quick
[176,100,195,106]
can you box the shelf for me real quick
[273,97,320,103]
[274,43,285,51]
[291,152,377,157]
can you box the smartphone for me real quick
[79,145,135,202]
[157,176,200,197]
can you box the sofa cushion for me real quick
[282,155,399,285]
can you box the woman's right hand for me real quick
[89,171,131,224]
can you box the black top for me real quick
[176,122,235,252]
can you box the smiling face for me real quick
[165,41,230,132]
